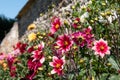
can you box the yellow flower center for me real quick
[56,63,61,68]
[86,32,89,35]
[55,24,59,29]
[100,46,104,50]
[64,41,68,46]
[78,36,84,42]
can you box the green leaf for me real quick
[100,73,109,80]
[108,57,120,70]
[68,74,74,80]
[109,75,120,80]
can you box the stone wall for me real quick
[18,0,62,38]
[0,22,19,53]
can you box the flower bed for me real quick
[0,0,120,80]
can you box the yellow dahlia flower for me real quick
[28,32,37,42]
[27,23,36,31]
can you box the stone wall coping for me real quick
[16,0,36,19]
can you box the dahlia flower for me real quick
[32,50,45,63]
[92,39,110,58]
[27,58,42,70]
[83,26,94,48]
[7,56,16,77]
[27,46,34,53]
[38,42,44,51]
[50,17,61,34]
[72,18,80,28]
[28,32,37,42]
[27,23,36,31]
[13,42,27,53]
[56,34,73,53]
[27,58,42,80]
[49,56,65,75]
[72,31,86,47]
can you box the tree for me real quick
[0,15,15,43]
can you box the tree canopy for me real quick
[0,15,15,43]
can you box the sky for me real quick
[0,0,28,19]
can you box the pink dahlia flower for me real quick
[92,39,110,58]
[56,34,73,53]
[72,31,86,47]
[49,56,65,75]
[32,50,45,63]
[50,17,61,34]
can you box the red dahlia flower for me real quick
[7,56,16,77]
[10,66,16,77]
[49,56,65,75]
[72,18,80,28]
[13,42,27,53]
[50,17,61,34]
[92,39,110,58]
[27,58,42,80]
[27,58,42,70]
[27,46,34,53]
[56,34,73,53]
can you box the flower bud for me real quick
[94,17,98,21]
[102,2,106,6]
[64,20,69,25]
[90,20,94,23]
[42,32,46,36]
[38,36,43,39]
[48,56,52,59]
[79,58,85,64]
[106,63,112,67]
[40,13,43,17]
[100,12,106,17]
[54,46,59,49]
[38,67,43,71]
[71,5,75,9]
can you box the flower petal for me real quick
[53,56,58,62]
[51,69,57,74]
[49,62,54,67]
[40,56,45,63]
[61,56,65,64]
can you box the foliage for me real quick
[0,15,15,42]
